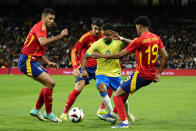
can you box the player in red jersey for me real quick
[18,8,68,122]
[92,16,168,128]
[60,18,114,120]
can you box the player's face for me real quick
[102,30,113,43]
[91,25,101,37]
[44,14,55,28]
[136,24,142,36]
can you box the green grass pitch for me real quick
[0,75,196,131]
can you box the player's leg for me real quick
[111,74,134,128]
[112,71,152,128]
[60,80,86,120]
[61,67,95,117]
[96,75,117,122]
[125,100,137,122]
[97,86,113,116]
[97,83,113,114]
[18,55,60,122]
[33,72,62,122]
[112,87,130,128]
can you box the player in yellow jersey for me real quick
[80,23,135,123]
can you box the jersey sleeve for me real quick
[71,36,88,69]
[86,41,99,57]
[34,24,47,38]
[125,38,141,54]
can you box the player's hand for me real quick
[109,31,120,40]
[153,73,161,82]
[91,52,104,59]
[81,69,89,78]
[60,29,68,37]
[48,62,58,70]
[73,69,80,78]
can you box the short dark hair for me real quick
[101,23,113,31]
[92,18,104,27]
[42,8,56,16]
[134,16,151,27]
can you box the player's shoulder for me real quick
[79,31,92,42]
[33,21,42,28]
[148,32,161,39]
[32,21,46,31]
[81,31,92,38]
[94,38,103,44]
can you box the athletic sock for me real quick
[35,88,45,110]
[43,88,53,114]
[113,95,127,121]
[124,100,129,115]
[100,92,113,114]
[63,89,80,114]
[99,103,105,110]
[99,87,113,109]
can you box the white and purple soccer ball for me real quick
[68,107,84,122]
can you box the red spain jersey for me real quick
[71,31,102,69]
[125,31,164,80]
[21,21,47,61]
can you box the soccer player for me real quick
[18,8,68,122]
[81,23,135,123]
[60,18,112,120]
[91,16,168,128]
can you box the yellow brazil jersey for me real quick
[86,38,123,77]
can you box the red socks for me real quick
[99,87,113,109]
[113,95,127,121]
[63,89,80,114]
[43,88,53,114]
[35,87,53,114]
[35,88,44,110]
[113,94,129,114]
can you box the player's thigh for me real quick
[96,75,109,93]
[109,76,122,91]
[114,87,127,96]
[74,80,86,92]
[33,72,55,89]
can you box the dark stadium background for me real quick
[0,0,196,71]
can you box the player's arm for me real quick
[71,36,88,77]
[38,29,68,46]
[40,56,58,69]
[154,48,168,82]
[91,49,129,59]
[120,37,132,44]
[109,31,132,44]
[91,38,139,59]
[80,54,89,78]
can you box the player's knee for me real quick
[97,86,107,93]
[48,80,55,89]
[75,81,85,92]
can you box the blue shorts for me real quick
[96,75,122,91]
[75,66,97,85]
[121,71,152,94]
[18,54,46,77]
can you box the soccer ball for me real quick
[68,107,84,122]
